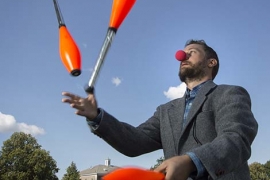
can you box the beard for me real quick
[179,61,207,83]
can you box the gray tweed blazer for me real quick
[92,81,258,180]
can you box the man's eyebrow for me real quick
[187,47,200,51]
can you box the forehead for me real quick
[184,44,204,52]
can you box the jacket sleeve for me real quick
[90,107,162,157]
[191,86,258,179]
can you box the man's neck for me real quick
[185,77,212,90]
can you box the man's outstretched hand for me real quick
[62,92,98,120]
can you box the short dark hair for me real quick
[185,39,219,80]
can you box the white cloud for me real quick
[82,43,87,48]
[112,77,122,86]
[164,82,187,100]
[0,112,45,136]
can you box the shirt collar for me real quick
[185,80,211,98]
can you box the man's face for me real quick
[179,44,208,82]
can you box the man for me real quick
[62,40,258,180]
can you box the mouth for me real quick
[181,63,190,67]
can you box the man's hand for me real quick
[154,155,196,180]
[62,92,98,120]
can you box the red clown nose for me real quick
[175,50,186,61]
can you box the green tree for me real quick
[62,161,80,180]
[0,132,59,180]
[150,157,165,170]
[249,162,269,180]
[264,160,270,179]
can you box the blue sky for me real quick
[0,0,269,178]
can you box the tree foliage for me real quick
[0,132,59,180]
[249,162,269,180]
[62,161,80,180]
[150,157,165,170]
[264,160,270,179]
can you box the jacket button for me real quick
[215,170,225,176]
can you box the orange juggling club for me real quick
[102,167,165,180]
[109,0,136,29]
[85,0,136,93]
[53,0,81,76]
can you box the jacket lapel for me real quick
[168,97,186,154]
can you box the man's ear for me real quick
[208,58,217,68]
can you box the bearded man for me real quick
[62,39,258,180]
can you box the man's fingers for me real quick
[154,164,168,180]
[163,169,173,180]
[62,91,98,119]
[62,98,73,103]
[86,93,95,101]
[154,163,166,173]
[62,92,81,100]
[70,103,85,111]
[75,110,88,117]
[62,91,74,97]
[154,164,176,180]
[62,92,85,105]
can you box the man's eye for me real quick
[189,50,195,54]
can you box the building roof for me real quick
[80,164,119,176]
